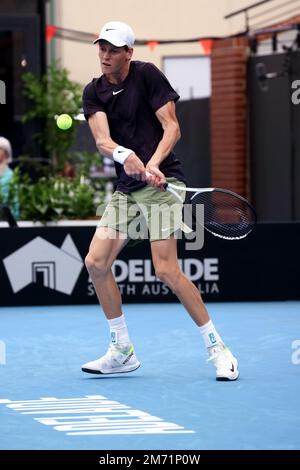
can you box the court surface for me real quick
[0,301,299,450]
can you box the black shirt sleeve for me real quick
[82,80,105,120]
[142,62,180,112]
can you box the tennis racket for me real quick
[145,173,256,240]
[165,181,256,240]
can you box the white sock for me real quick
[199,320,223,349]
[108,314,131,347]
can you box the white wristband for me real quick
[113,146,134,165]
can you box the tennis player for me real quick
[82,21,239,381]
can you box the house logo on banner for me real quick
[3,235,83,295]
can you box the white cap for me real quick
[0,137,12,163]
[94,21,135,48]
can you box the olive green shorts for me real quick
[98,177,192,243]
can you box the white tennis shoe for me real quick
[207,343,239,381]
[81,343,140,375]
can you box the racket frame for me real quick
[164,182,257,240]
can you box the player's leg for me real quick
[82,192,140,374]
[85,226,127,319]
[83,228,140,374]
[142,180,210,326]
[150,237,239,381]
[150,236,210,325]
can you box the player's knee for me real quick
[155,262,180,285]
[85,252,110,276]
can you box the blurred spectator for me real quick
[0,136,19,219]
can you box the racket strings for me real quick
[191,191,256,239]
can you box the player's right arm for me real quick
[87,112,147,181]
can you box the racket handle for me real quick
[145,171,168,190]
[145,171,183,202]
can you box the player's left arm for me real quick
[146,101,181,189]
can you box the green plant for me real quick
[22,176,99,222]
[13,155,54,178]
[70,151,103,178]
[22,62,83,170]
[2,169,105,222]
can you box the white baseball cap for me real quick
[94,21,135,48]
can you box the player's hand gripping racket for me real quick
[145,172,256,240]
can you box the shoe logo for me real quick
[161,227,171,232]
[105,28,116,31]
[113,89,124,96]
[208,333,217,344]
[110,330,118,345]
[123,350,134,365]
[230,363,235,372]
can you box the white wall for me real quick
[49,0,253,86]
[48,0,297,86]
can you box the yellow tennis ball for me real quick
[56,114,72,130]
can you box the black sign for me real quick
[0,223,299,306]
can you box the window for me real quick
[163,56,211,100]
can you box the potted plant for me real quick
[22,61,83,171]
[1,62,114,224]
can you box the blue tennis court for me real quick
[0,301,299,450]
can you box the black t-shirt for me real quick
[83,60,186,192]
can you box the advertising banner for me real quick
[0,223,299,306]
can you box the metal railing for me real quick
[225,0,300,32]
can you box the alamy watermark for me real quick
[96,201,204,251]
[0,340,6,365]
[291,339,300,365]
[291,80,300,105]
[0,80,6,104]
